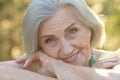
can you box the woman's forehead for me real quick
[38,6,80,36]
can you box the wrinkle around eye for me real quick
[44,37,58,47]
[65,28,79,40]
[45,38,54,44]
[69,28,78,34]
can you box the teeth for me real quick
[65,52,78,62]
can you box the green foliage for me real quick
[0,0,120,61]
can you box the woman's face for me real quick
[38,5,91,66]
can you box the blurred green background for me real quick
[0,0,120,61]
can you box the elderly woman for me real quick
[0,0,120,80]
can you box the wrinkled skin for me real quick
[16,5,119,77]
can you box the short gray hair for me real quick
[23,0,106,56]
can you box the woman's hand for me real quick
[36,52,59,75]
[94,57,119,69]
[15,52,40,69]
[15,51,56,77]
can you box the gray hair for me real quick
[23,0,106,57]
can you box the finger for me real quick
[100,57,119,63]
[22,51,42,68]
[23,57,33,68]
[102,62,119,69]
[33,51,42,61]
[39,52,48,62]
[39,56,49,66]
[39,53,51,67]
[15,56,26,63]
[38,52,58,74]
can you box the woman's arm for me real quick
[39,53,120,80]
[0,61,23,69]
[0,60,57,80]
[15,51,120,80]
[52,61,108,80]
[0,65,57,80]
[0,60,35,71]
[43,58,120,80]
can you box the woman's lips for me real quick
[63,51,79,63]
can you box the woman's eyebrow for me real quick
[42,35,54,39]
[65,23,76,32]
[41,23,76,39]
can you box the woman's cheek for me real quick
[44,46,59,58]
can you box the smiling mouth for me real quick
[63,51,79,63]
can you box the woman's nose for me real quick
[59,39,74,58]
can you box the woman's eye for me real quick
[69,28,78,34]
[45,38,54,44]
